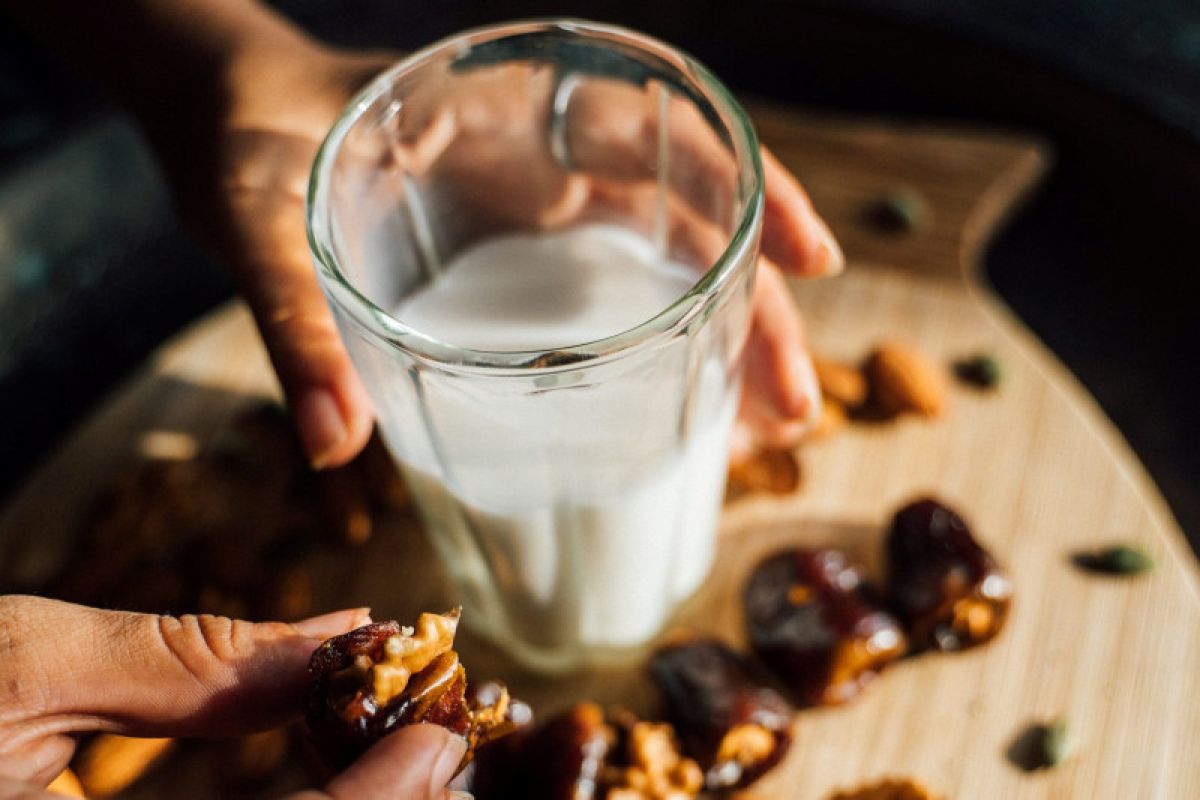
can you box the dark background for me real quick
[2,1,1197,547]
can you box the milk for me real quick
[388,224,737,667]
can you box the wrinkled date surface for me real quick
[304,612,516,771]
[745,549,907,706]
[886,498,1013,652]
[650,639,792,790]
[472,703,703,800]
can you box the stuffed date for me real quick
[304,610,517,770]
[885,498,1012,652]
[471,703,704,800]
[745,549,907,706]
[650,639,792,790]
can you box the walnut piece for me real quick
[606,721,705,800]
[372,609,460,705]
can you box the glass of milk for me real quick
[308,19,763,672]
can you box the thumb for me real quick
[310,724,468,800]
[2,596,369,737]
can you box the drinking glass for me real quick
[308,19,763,671]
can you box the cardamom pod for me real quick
[953,354,1002,389]
[1037,719,1071,768]
[1074,544,1154,576]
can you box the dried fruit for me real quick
[952,354,1002,389]
[886,498,1012,652]
[651,639,792,790]
[866,342,945,417]
[473,702,604,800]
[471,704,703,800]
[727,449,801,498]
[828,777,942,799]
[73,734,174,798]
[745,550,907,706]
[813,356,870,409]
[304,611,518,771]
[1073,544,1154,576]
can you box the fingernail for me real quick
[429,734,468,797]
[294,607,372,639]
[445,792,474,800]
[810,215,845,276]
[295,389,348,469]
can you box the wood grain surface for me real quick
[2,106,1197,799]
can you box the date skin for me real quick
[886,498,1012,652]
[471,703,610,800]
[650,639,793,790]
[745,549,907,706]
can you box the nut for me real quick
[866,342,946,417]
[45,769,86,798]
[372,610,460,704]
[607,719,705,800]
[813,356,869,409]
[74,734,174,798]
[727,449,801,498]
[810,397,849,440]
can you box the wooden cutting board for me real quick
[2,105,1197,799]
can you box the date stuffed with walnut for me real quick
[650,638,793,791]
[471,703,704,800]
[304,609,518,771]
[885,498,1012,652]
[745,549,907,706]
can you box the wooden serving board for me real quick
[3,106,1198,799]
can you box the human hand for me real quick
[154,38,840,470]
[0,596,468,799]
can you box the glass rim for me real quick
[306,18,764,373]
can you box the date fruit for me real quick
[650,639,792,790]
[304,610,517,771]
[472,704,704,800]
[885,498,1013,652]
[745,549,907,706]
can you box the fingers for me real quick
[217,130,375,470]
[731,259,821,461]
[0,737,74,791]
[564,78,842,279]
[566,78,738,232]
[0,773,61,800]
[759,148,844,277]
[286,725,467,800]
[0,596,369,740]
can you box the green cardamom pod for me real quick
[1038,719,1071,768]
[1075,544,1154,576]
[953,354,1002,389]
